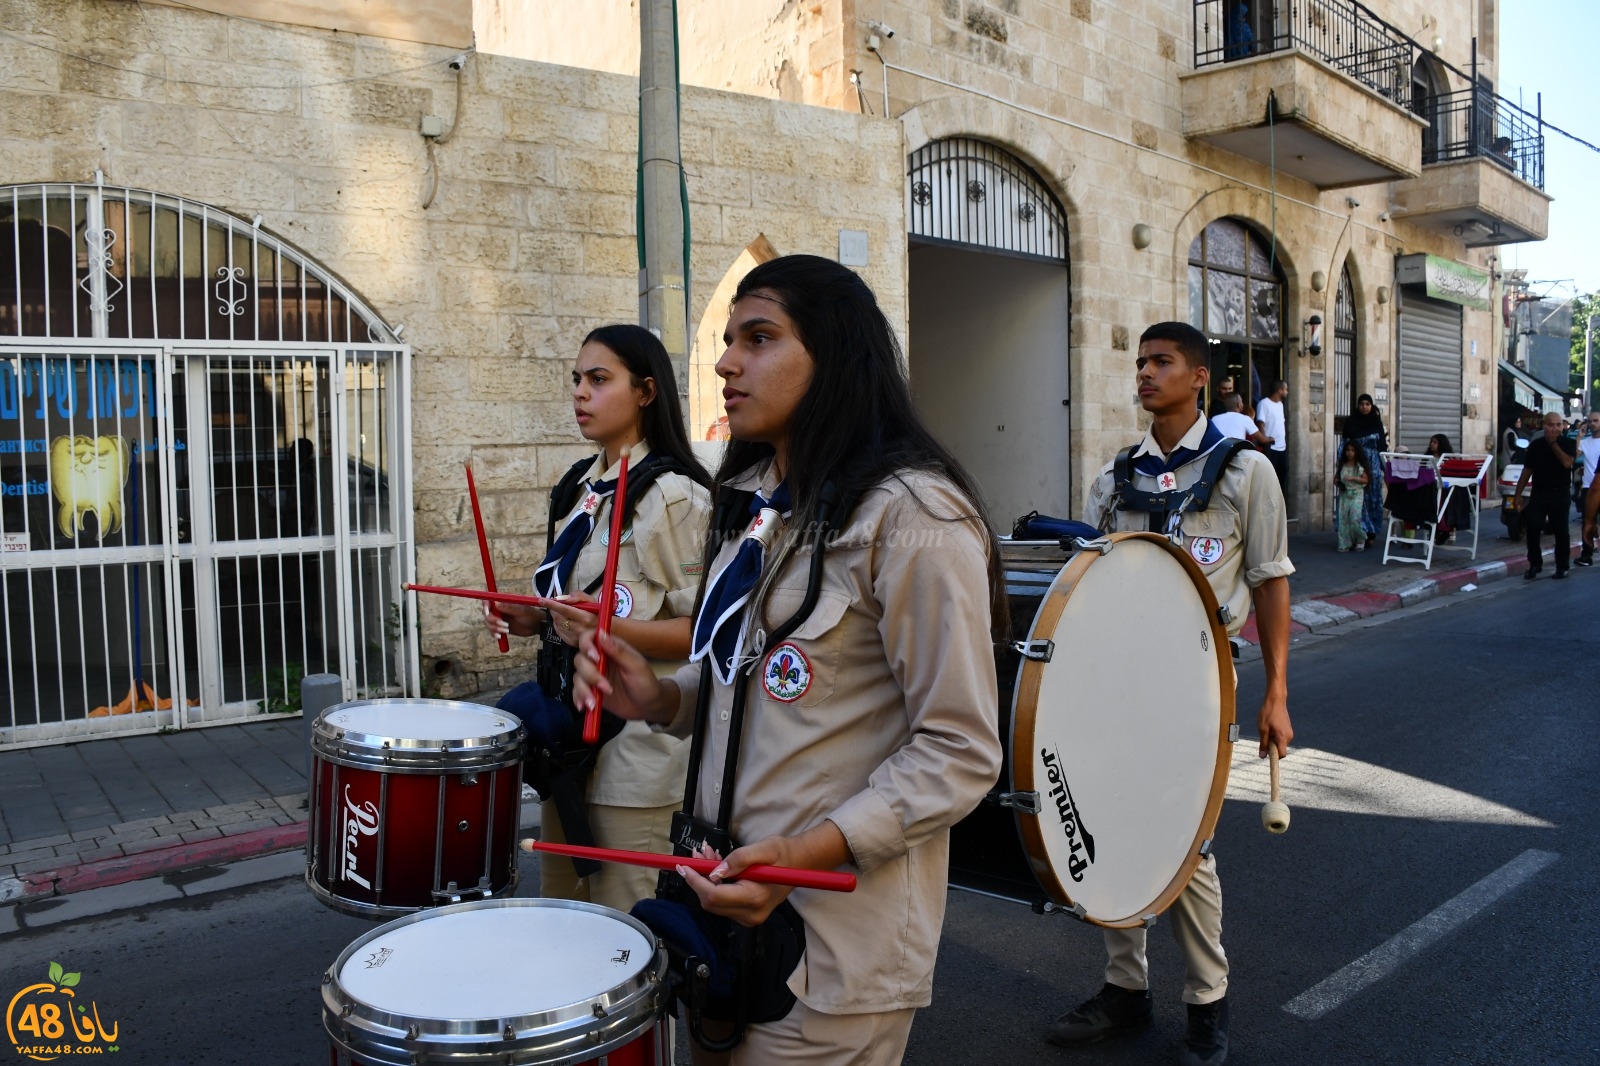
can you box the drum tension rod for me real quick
[1069,536,1114,555]
[1010,639,1054,663]
[996,790,1041,815]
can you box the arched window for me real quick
[0,183,395,343]
[907,137,1067,261]
[1188,217,1284,411]
[1332,265,1358,434]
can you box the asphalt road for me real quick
[2,569,1596,1065]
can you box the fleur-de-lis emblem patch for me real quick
[762,642,811,702]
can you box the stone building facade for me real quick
[0,0,1552,735]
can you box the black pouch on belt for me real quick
[631,812,805,1050]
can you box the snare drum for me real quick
[323,899,670,1065]
[949,532,1235,927]
[307,699,526,920]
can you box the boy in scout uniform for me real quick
[1048,321,1295,1066]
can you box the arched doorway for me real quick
[1187,217,1285,415]
[688,236,777,448]
[906,137,1071,523]
[0,182,415,746]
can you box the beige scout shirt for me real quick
[1082,415,1295,638]
[547,440,710,808]
[665,462,1003,1015]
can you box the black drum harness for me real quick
[643,480,852,1052]
[1107,435,1252,534]
[531,451,689,877]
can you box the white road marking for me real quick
[1282,848,1560,1020]
[1226,746,1554,828]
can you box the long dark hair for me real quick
[581,323,710,492]
[712,254,1007,637]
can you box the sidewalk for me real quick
[1,516,1585,925]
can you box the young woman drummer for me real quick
[484,323,711,912]
[573,255,1005,1064]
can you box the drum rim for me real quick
[1010,531,1236,928]
[322,898,665,1061]
[313,698,526,770]
[304,869,522,921]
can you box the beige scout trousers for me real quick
[537,799,677,913]
[1102,852,1228,1005]
[689,1001,917,1066]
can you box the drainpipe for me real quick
[638,0,690,380]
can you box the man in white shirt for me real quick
[1211,392,1269,447]
[1255,380,1288,488]
[1577,409,1600,566]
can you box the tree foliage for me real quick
[1572,290,1600,406]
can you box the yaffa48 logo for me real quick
[6,961,121,1061]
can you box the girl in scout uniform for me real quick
[572,255,1005,1065]
[484,324,711,912]
[1053,321,1294,1066]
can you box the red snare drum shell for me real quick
[307,699,525,920]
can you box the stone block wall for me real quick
[0,0,906,697]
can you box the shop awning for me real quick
[1497,358,1565,412]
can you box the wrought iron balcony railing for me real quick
[1421,86,1545,189]
[1194,0,1416,106]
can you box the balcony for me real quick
[1389,86,1551,246]
[1183,0,1425,188]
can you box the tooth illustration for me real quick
[49,434,130,539]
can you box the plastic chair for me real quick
[1433,453,1493,562]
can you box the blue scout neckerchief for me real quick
[532,474,619,597]
[689,483,792,684]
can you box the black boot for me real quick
[1178,997,1230,1066]
[1045,983,1153,1047]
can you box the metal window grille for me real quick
[0,183,416,749]
[1193,0,1416,106]
[1332,267,1357,431]
[907,138,1067,262]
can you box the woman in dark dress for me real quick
[1343,394,1388,545]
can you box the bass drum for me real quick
[949,532,1235,928]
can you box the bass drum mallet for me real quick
[1261,748,1290,834]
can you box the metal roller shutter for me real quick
[1396,292,1463,451]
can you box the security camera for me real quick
[1345,196,1360,209]
[1379,211,1391,222]
[868,20,895,38]
[447,53,468,71]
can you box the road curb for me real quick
[7,823,307,903]
[1238,542,1580,646]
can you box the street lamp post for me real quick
[1585,312,1597,415]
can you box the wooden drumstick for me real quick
[465,461,509,654]
[584,452,628,744]
[406,584,602,613]
[519,838,857,893]
[1261,748,1290,834]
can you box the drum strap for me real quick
[1112,438,1251,535]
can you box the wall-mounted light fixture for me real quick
[1132,223,1152,250]
[1303,314,1323,357]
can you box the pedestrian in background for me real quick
[1255,379,1289,490]
[1511,411,1576,580]
[1335,439,1369,552]
[1342,394,1388,548]
[1575,409,1599,567]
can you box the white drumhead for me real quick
[323,700,515,743]
[1015,534,1231,926]
[337,904,654,1021]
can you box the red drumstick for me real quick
[465,461,509,654]
[405,584,602,614]
[520,838,857,893]
[585,453,628,744]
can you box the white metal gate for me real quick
[0,181,417,748]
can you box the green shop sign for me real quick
[1395,253,1491,311]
